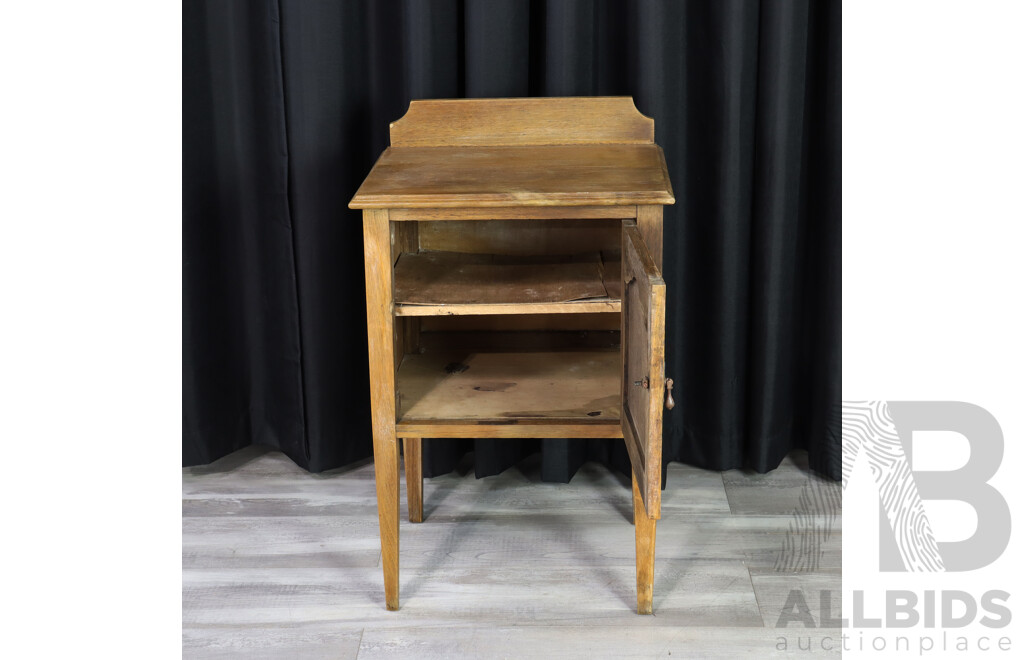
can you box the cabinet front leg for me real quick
[364,209,401,610]
[632,471,657,614]
[374,435,400,610]
[403,437,423,523]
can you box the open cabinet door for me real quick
[621,220,666,520]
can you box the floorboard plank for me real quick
[357,625,841,659]
[183,623,363,660]
[749,572,843,630]
[722,452,842,517]
[182,562,760,628]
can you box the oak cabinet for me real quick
[349,97,674,614]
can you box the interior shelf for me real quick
[396,349,621,424]
[393,250,622,316]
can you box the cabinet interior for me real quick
[392,218,624,425]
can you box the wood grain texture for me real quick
[632,471,657,614]
[637,205,663,270]
[389,205,637,221]
[363,209,401,610]
[403,438,423,523]
[417,330,620,353]
[348,144,674,209]
[620,221,666,520]
[419,313,621,333]
[396,421,621,439]
[391,219,418,263]
[416,219,620,256]
[388,97,655,147]
[398,301,620,317]
[392,222,420,366]
[393,250,621,316]
[399,317,420,358]
[397,350,620,423]
[395,251,613,302]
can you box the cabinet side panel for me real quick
[637,205,663,270]
[391,221,420,364]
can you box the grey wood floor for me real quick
[183,447,841,659]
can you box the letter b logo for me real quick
[843,401,1010,572]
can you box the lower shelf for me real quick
[395,420,623,439]
[396,350,621,437]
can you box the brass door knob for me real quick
[664,378,675,410]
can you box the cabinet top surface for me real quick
[349,144,675,209]
[348,97,674,209]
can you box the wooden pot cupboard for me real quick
[349,97,675,614]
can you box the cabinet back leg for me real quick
[632,471,657,614]
[403,437,423,523]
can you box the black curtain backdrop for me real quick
[183,0,841,481]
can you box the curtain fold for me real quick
[183,0,841,480]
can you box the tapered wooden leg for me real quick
[403,437,423,523]
[632,471,657,614]
[363,209,401,611]
[374,436,400,610]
